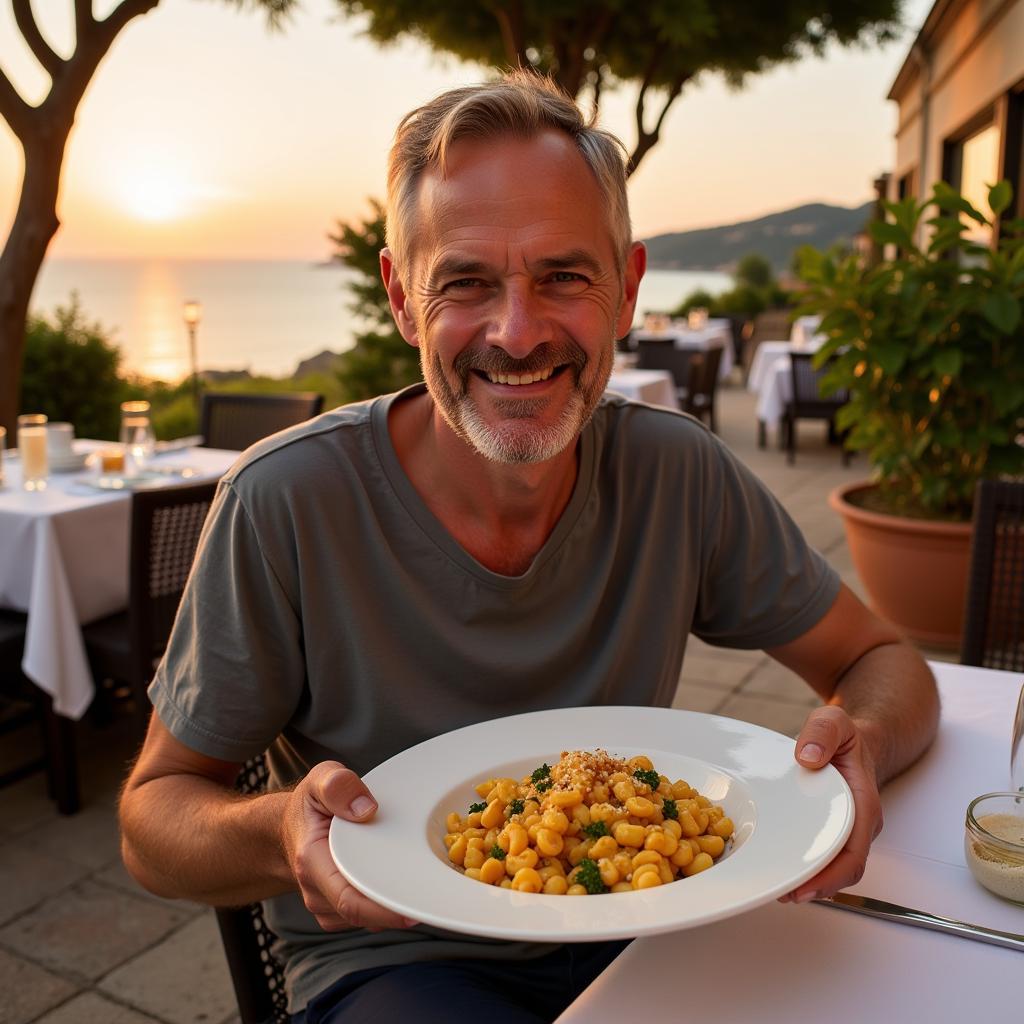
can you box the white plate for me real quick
[48,452,90,473]
[329,706,854,941]
[72,471,170,491]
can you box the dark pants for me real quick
[291,940,630,1024]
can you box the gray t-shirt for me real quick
[150,384,839,1011]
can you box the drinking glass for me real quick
[120,401,156,475]
[1012,681,1024,795]
[0,425,5,487]
[17,414,49,490]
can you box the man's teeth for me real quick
[485,367,555,385]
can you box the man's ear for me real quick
[380,248,420,347]
[615,242,647,339]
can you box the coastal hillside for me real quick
[642,200,874,272]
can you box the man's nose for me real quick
[484,285,549,358]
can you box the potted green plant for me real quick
[796,180,1024,647]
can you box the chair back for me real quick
[961,480,1024,671]
[201,393,323,452]
[682,347,723,431]
[216,754,289,1024]
[742,308,793,377]
[635,340,699,392]
[127,481,218,689]
[789,353,848,414]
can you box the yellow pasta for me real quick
[443,749,733,895]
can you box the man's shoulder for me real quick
[595,393,716,449]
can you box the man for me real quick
[119,73,939,1023]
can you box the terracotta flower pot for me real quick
[828,482,973,650]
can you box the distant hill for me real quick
[642,201,874,272]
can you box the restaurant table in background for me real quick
[631,321,734,381]
[0,441,238,718]
[556,660,1023,1023]
[606,368,680,411]
[790,314,822,347]
[747,334,826,441]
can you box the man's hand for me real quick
[778,705,883,903]
[281,761,418,932]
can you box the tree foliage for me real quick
[329,202,423,402]
[334,0,903,173]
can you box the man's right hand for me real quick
[281,761,418,932]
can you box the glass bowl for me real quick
[964,792,1024,904]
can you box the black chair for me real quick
[742,308,793,382]
[0,610,79,813]
[783,353,850,466]
[201,393,324,452]
[82,481,218,731]
[636,340,701,407]
[216,754,289,1024]
[961,480,1024,672]
[682,347,723,433]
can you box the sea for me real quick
[30,260,733,381]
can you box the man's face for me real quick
[392,131,642,465]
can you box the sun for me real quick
[117,167,192,222]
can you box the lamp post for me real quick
[183,299,202,414]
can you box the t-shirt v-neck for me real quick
[369,384,597,589]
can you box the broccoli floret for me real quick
[489,844,507,861]
[531,763,551,784]
[582,820,610,839]
[633,767,661,790]
[507,798,525,815]
[662,798,679,820]
[575,858,608,895]
[468,801,487,814]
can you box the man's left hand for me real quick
[778,704,883,903]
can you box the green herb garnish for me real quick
[489,844,507,861]
[633,767,661,790]
[531,763,551,783]
[468,801,487,814]
[662,798,678,820]
[507,798,525,815]
[582,820,610,839]
[534,779,553,793]
[575,858,608,894]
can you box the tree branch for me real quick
[628,69,691,177]
[13,0,65,79]
[0,65,34,139]
[489,0,529,67]
[74,1,95,32]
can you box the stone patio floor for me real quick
[0,378,956,1024]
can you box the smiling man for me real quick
[119,73,939,1024]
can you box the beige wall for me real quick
[891,0,1024,210]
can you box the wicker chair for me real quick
[783,353,850,465]
[216,754,289,1024]
[201,393,323,452]
[82,481,218,730]
[742,308,793,381]
[960,480,1024,672]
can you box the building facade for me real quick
[889,0,1024,243]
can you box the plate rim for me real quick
[328,706,855,941]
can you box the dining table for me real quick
[631,321,735,381]
[0,439,238,720]
[605,368,680,411]
[747,335,826,445]
[556,659,1023,1022]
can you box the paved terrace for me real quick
[0,381,956,1024]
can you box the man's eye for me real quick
[445,278,484,290]
[550,272,585,283]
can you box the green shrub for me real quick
[20,295,127,440]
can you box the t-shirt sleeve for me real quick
[148,479,306,762]
[691,434,841,650]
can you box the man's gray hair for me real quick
[385,71,632,280]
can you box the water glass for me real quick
[120,400,156,475]
[17,414,49,490]
[0,425,5,486]
[1012,682,1024,795]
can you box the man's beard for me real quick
[421,339,612,464]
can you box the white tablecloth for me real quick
[632,324,734,380]
[0,442,238,718]
[791,314,823,346]
[605,369,679,411]
[557,661,1024,1022]
[748,336,826,427]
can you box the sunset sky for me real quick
[0,0,933,262]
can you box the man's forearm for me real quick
[830,640,940,786]
[120,774,296,907]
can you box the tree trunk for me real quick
[0,128,66,441]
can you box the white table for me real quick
[632,324,734,381]
[0,442,238,718]
[791,314,823,347]
[747,336,826,436]
[557,661,1024,1022]
[606,369,680,411]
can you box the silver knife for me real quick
[813,892,1024,953]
